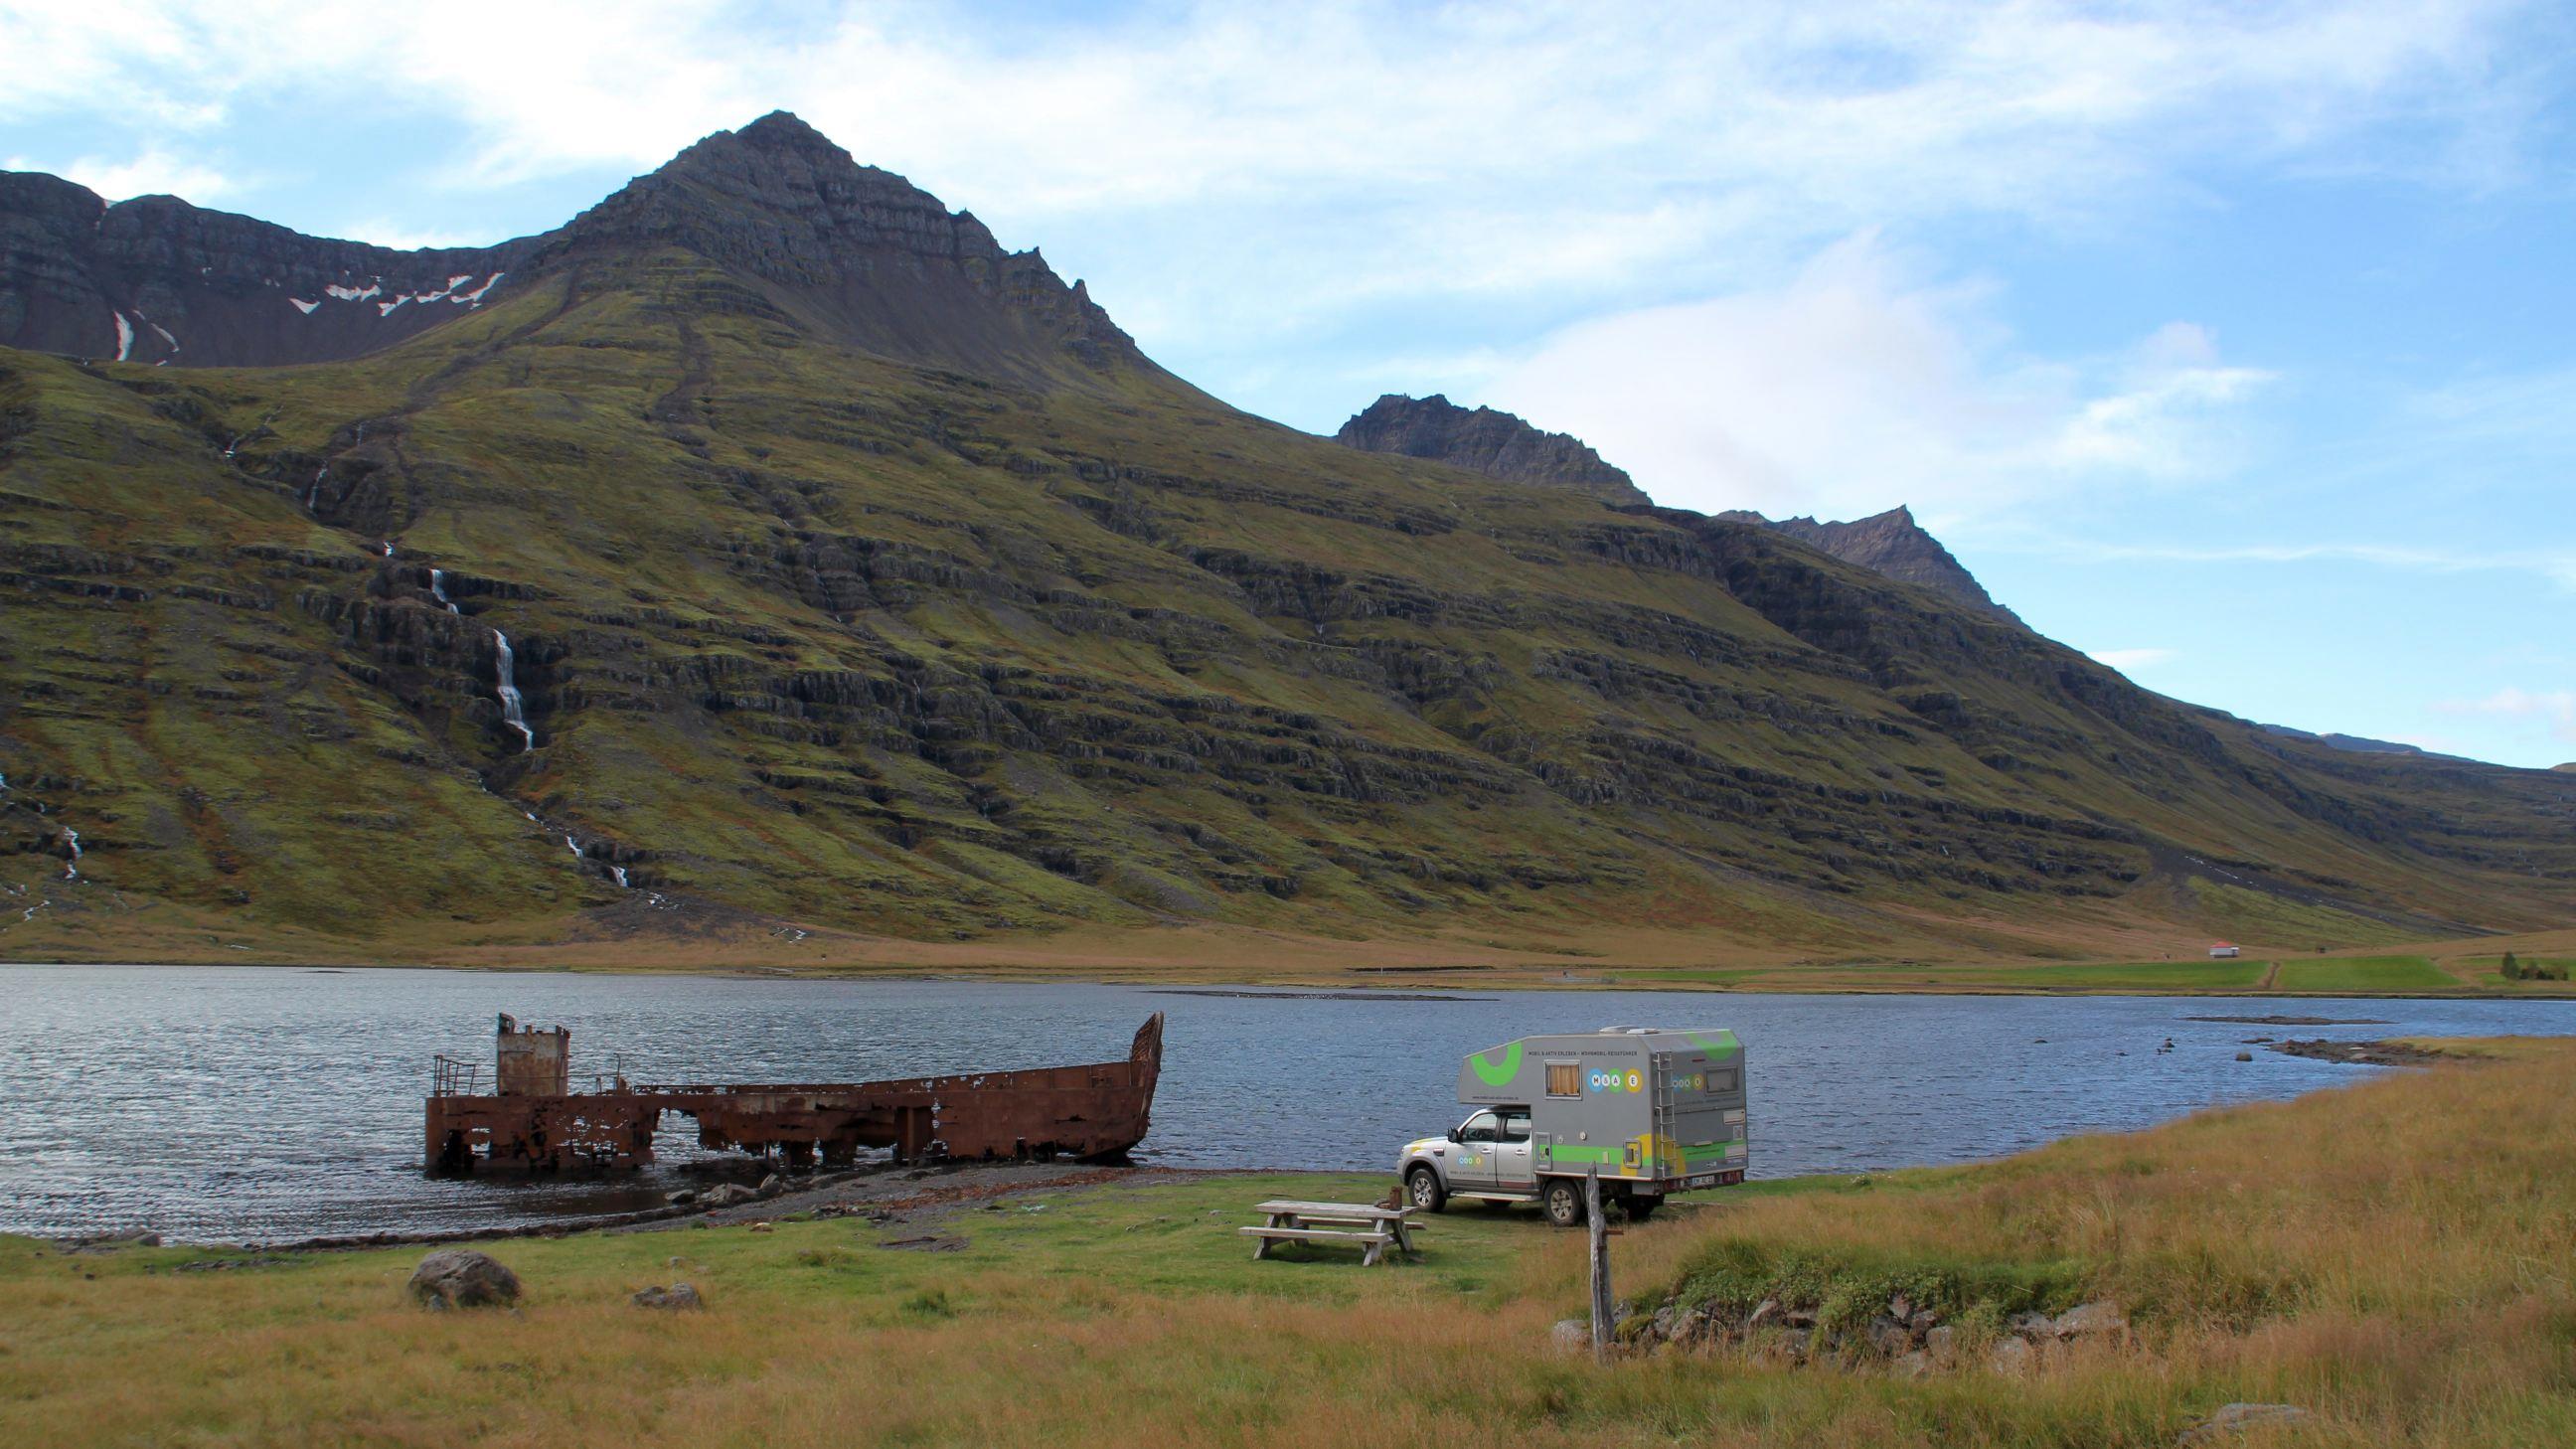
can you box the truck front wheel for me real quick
[1541,1178,1586,1227]
[1405,1165,1448,1213]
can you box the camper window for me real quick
[1545,1062,1581,1097]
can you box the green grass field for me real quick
[2272,954,2461,993]
[2458,956,2576,988]
[1605,951,2576,998]
[8,1042,2576,1446]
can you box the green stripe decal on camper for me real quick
[1686,1029,1741,1058]
[1544,1145,1622,1164]
[1468,1042,1524,1087]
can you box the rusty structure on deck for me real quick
[425,1012,1165,1175]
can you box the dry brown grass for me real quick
[6,1046,2573,1446]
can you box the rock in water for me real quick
[631,1283,704,1311]
[75,1227,162,1249]
[407,1249,520,1310]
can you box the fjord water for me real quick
[3,964,2568,1243]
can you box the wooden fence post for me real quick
[1586,1166,1611,1363]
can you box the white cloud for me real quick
[1483,233,2270,517]
[2004,535,2576,590]
[2435,687,2576,744]
[336,218,482,251]
[0,1,2546,343]
[2088,648,2178,671]
[6,148,230,202]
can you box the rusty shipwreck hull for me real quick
[425,1013,1164,1176]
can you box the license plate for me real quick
[1676,1171,1744,1191]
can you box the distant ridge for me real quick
[1334,394,1650,506]
[2259,724,2463,760]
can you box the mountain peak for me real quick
[1334,394,1649,506]
[1739,507,2022,625]
[0,114,1140,382]
[736,109,834,144]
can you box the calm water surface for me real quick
[3,964,2568,1242]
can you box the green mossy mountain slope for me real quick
[2,121,2569,959]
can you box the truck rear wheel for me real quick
[1541,1178,1586,1227]
[1405,1165,1448,1213]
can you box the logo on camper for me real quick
[1587,1068,1645,1094]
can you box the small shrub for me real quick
[1672,1241,2087,1331]
[900,1287,954,1319]
[2501,952,2522,981]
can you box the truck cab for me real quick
[1397,1027,1748,1226]
[1401,1106,1535,1203]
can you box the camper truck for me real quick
[1396,1027,1748,1225]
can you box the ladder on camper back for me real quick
[1649,1055,1676,1175]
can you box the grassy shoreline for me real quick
[6,1039,2571,1446]
[10,904,2573,999]
[10,933,2576,999]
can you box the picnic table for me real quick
[1239,1198,1426,1267]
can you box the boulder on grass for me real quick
[632,1283,704,1311]
[2053,1301,2128,1338]
[2178,1403,2310,1443]
[407,1249,520,1310]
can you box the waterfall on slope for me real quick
[563,831,632,888]
[428,568,461,614]
[493,631,535,751]
[61,826,80,881]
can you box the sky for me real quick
[3,0,2571,766]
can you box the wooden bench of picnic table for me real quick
[1239,1198,1426,1267]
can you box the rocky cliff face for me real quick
[1335,394,1650,506]
[1721,506,2022,625]
[0,111,1128,382]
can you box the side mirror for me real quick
[1446,1127,1461,1143]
